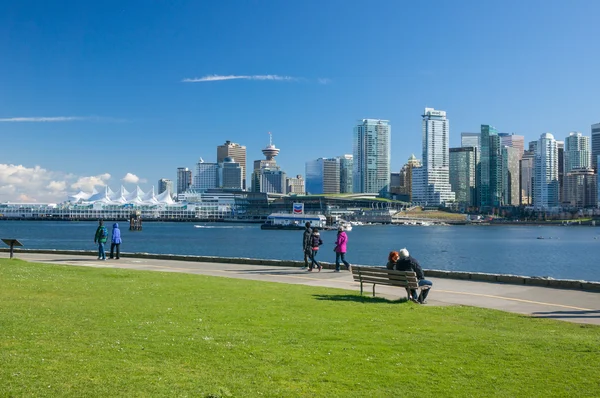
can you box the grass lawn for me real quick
[1,259,599,397]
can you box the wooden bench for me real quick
[351,266,429,300]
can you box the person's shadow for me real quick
[313,294,408,304]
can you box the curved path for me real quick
[4,252,599,325]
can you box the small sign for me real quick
[293,203,304,214]
[1,238,23,259]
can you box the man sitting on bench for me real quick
[394,248,433,304]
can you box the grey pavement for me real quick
[3,252,599,325]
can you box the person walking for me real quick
[333,226,351,272]
[395,248,433,304]
[94,220,108,260]
[302,222,312,269]
[308,227,323,272]
[109,223,122,259]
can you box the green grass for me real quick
[1,259,599,397]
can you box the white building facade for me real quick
[352,119,391,195]
[421,108,454,205]
[533,133,559,209]
[193,159,218,191]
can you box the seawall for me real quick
[2,248,600,293]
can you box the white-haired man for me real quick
[395,248,432,303]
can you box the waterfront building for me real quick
[260,169,287,194]
[449,147,476,208]
[421,108,454,205]
[501,146,520,206]
[217,157,243,190]
[520,151,535,205]
[286,175,305,195]
[563,168,597,208]
[217,141,247,190]
[176,167,192,196]
[400,154,421,202]
[534,133,559,209]
[499,133,525,159]
[158,179,173,196]
[592,122,600,172]
[557,140,564,204]
[410,166,426,204]
[251,134,286,194]
[352,119,391,195]
[479,125,502,208]
[305,158,340,194]
[193,159,218,191]
[338,154,353,193]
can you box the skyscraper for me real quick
[501,146,520,206]
[400,154,421,202]
[563,132,591,174]
[217,141,247,190]
[217,157,243,190]
[352,119,391,195]
[286,175,305,195]
[499,133,525,159]
[563,168,597,208]
[176,167,192,195]
[251,133,286,194]
[479,125,501,208]
[534,133,559,209]
[592,122,600,172]
[520,151,535,205]
[193,158,218,191]
[338,154,353,193]
[421,108,454,205]
[158,178,173,196]
[305,158,340,194]
[461,132,480,153]
[449,147,476,207]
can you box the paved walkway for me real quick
[4,252,600,325]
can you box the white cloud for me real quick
[182,74,299,83]
[46,180,67,192]
[0,116,125,123]
[318,78,331,85]
[121,173,140,184]
[70,174,111,192]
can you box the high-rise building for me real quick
[449,147,476,207]
[461,132,480,153]
[176,167,192,195]
[411,166,426,204]
[390,172,402,196]
[479,125,501,208]
[557,140,564,204]
[520,151,535,205]
[564,132,591,174]
[251,133,286,194]
[158,178,173,196]
[352,119,391,195]
[501,146,520,206]
[420,108,454,205]
[338,154,353,193]
[287,175,305,195]
[305,158,340,194]
[217,157,243,190]
[499,133,525,159]
[592,123,600,172]
[563,168,597,208]
[534,133,559,209]
[400,154,421,202]
[193,158,218,191]
[217,141,247,190]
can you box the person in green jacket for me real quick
[94,220,109,260]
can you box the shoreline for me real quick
[2,248,600,291]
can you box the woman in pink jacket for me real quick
[334,226,351,272]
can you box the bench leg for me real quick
[372,284,376,297]
[360,281,363,295]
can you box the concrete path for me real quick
[4,252,599,325]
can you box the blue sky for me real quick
[1,0,599,202]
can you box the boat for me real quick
[260,213,327,230]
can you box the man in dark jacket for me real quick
[395,248,433,303]
[302,222,312,268]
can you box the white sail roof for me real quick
[69,186,175,205]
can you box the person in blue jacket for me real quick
[94,220,108,260]
[109,223,122,260]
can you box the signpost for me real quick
[1,239,23,259]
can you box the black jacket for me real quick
[310,232,323,249]
[394,256,425,280]
[303,227,313,252]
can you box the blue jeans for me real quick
[416,279,433,302]
[335,252,350,271]
[309,249,320,269]
[98,242,106,259]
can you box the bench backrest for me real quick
[351,266,418,289]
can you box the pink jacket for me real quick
[334,231,348,253]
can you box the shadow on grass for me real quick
[532,310,600,319]
[313,294,409,304]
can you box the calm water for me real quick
[1,221,599,282]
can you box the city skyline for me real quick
[1,1,600,202]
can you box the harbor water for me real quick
[1,221,599,282]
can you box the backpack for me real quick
[100,227,108,239]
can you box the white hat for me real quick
[399,248,409,259]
